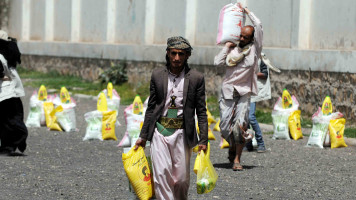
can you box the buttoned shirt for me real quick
[163,69,185,117]
[214,12,263,99]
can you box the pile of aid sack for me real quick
[25,85,77,132]
[117,94,148,148]
[83,82,121,141]
[306,96,347,149]
[272,89,303,140]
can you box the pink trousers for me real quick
[150,128,192,200]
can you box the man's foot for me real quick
[232,162,243,171]
[257,146,266,153]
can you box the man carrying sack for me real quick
[135,36,208,200]
[214,3,263,171]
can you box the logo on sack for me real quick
[105,123,111,131]
[336,131,342,138]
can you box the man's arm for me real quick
[135,72,157,149]
[257,60,268,80]
[196,75,208,151]
[214,42,235,66]
[244,7,263,56]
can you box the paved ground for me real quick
[1,87,355,200]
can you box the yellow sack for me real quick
[102,110,117,140]
[208,128,216,140]
[194,142,211,174]
[196,149,218,194]
[213,120,221,132]
[122,146,153,200]
[219,137,229,149]
[43,102,62,131]
[288,110,303,140]
[329,118,347,149]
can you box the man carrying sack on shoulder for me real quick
[214,3,263,171]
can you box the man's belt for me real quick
[158,117,184,129]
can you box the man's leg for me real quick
[219,97,236,163]
[248,102,265,152]
[2,98,28,153]
[150,130,191,200]
[231,94,251,170]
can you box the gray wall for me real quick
[2,0,356,121]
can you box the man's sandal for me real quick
[232,162,243,171]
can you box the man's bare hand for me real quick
[198,144,207,152]
[1,76,10,81]
[225,41,236,48]
[237,2,250,14]
[134,138,147,150]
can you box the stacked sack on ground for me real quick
[118,95,148,148]
[306,96,347,149]
[83,82,120,141]
[26,85,77,132]
[272,89,303,140]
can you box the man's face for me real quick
[239,27,253,48]
[167,49,190,69]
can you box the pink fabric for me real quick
[150,130,191,200]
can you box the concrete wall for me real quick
[2,0,356,120]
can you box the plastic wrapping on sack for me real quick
[122,146,153,200]
[216,3,246,45]
[25,93,42,127]
[118,131,131,147]
[329,118,347,149]
[289,110,303,140]
[83,111,103,141]
[55,107,77,132]
[196,149,218,194]
[273,95,300,113]
[126,107,144,138]
[272,110,290,140]
[102,110,118,140]
[306,107,343,148]
[306,121,329,148]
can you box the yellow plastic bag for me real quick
[208,128,216,140]
[219,137,229,149]
[194,142,211,174]
[196,123,215,140]
[213,120,221,132]
[43,102,62,131]
[102,110,117,140]
[329,118,347,149]
[288,110,303,140]
[196,149,218,194]
[122,146,153,200]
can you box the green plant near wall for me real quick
[99,61,128,85]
